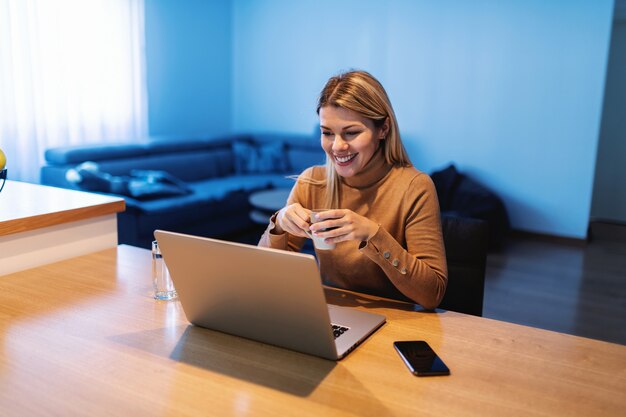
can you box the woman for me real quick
[259,70,447,309]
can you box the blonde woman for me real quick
[259,70,447,309]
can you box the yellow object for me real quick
[0,148,6,170]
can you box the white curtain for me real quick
[0,0,148,183]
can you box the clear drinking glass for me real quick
[152,240,177,300]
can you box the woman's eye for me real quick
[345,131,360,136]
[322,131,333,137]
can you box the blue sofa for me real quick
[41,133,325,248]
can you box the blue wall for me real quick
[232,0,389,133]
[145,0,232,137]
[231,0,614,239]
[144,0,614,239]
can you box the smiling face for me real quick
[319,106,388,178]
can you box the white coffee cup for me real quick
[306,209,336,250]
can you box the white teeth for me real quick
[335,154,356,163]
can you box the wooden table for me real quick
[0,245,624,417]
[0,180,125,275]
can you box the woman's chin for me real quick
[334,164,358,178]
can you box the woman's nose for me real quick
[332,136,349,152]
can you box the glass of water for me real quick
[152,240,177,301]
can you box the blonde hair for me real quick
[307,70,411,208]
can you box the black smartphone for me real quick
[393,341,450,376]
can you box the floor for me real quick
[483,222,626,345]
[235,221,626,346]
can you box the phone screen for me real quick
[393,341,450,376]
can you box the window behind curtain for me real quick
[0,0,148,183]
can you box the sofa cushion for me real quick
[126,170,193,200]
[127,180,190,200]
[67,163,193,200]
[232,140,289,174]
[126,174,293,216]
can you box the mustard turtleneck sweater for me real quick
[258,149,448,310]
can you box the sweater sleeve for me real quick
[359,173,448,309]
[257,211,307,252]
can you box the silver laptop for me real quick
[154,230,385,360]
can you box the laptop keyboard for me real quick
[332,324,349,339]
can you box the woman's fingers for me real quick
[280,207,376,242]
[309,209,346,233]
[310,209,377,242]
[277,204,311,237]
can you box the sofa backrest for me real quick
[94,149,235,182]
[41,133,325,189]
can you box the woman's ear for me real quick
[379,117,390,139]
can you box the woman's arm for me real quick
[359,174,448,309]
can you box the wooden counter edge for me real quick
[0,199,126,237]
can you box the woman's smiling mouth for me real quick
[334,153,358,165]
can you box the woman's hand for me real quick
[308,209,379,243]
[274,203,311,237]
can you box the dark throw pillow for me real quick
[66,163,192,200]
[232,140,288,174]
